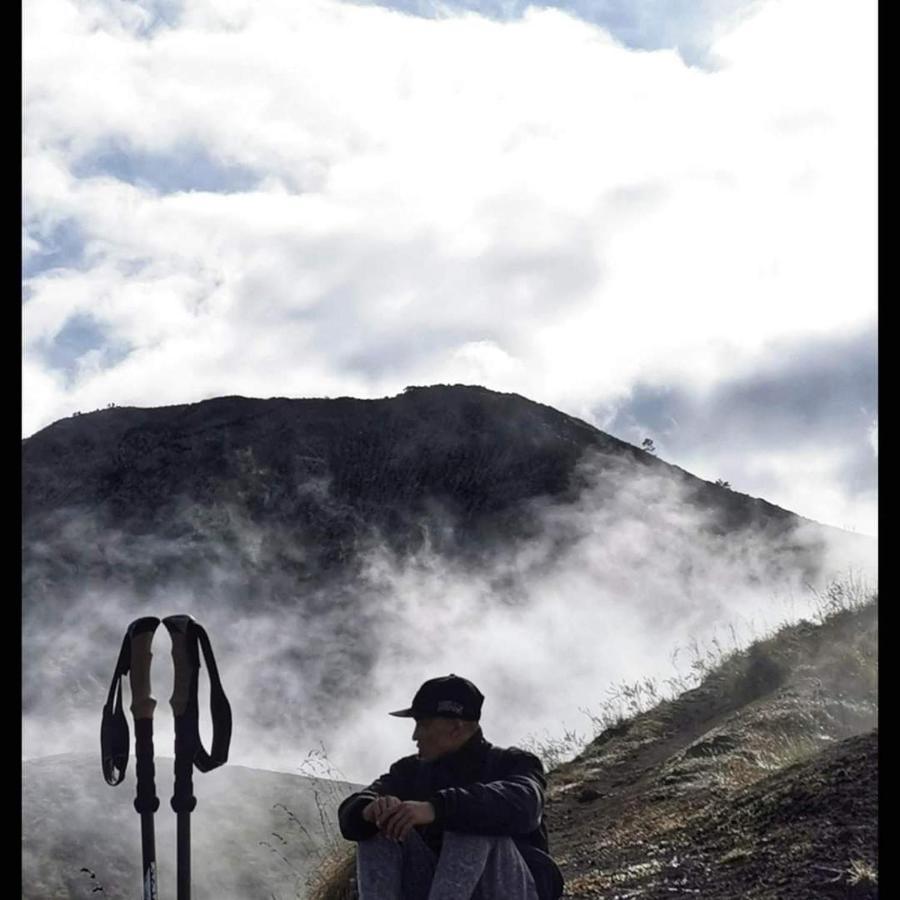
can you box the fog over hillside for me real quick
[22,387,875,783]
[23,753,359,900]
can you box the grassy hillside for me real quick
[312,580,878,899]
[549,584,877,898]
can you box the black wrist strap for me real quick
[190,621,232,773]
[100,634,132,786]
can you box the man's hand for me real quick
[362,795,402,825]
[378,800,436,841]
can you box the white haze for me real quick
[23,459,875,784]
[23,752,353,899]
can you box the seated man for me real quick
[338,674,564,900]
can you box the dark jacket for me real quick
[338,729,564,900]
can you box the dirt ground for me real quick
[547,606,878,899]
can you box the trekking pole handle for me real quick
[128,617,159,721]
[165,614,197,717]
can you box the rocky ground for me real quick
[546,602,878,899]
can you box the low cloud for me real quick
[23,453,876,783]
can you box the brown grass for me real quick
[305,844,357,900]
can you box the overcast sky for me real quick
[23,0,877,535]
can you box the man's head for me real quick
[389,674,485,761]
[411,716,480,761]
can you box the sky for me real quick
[23,0,878,539]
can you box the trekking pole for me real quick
[162,614,233,900]
[101,616,162,900]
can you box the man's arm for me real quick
[338,756,421,840]
[428,749,547,835]
[338,770,398,841]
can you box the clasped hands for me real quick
[362,795,435,841]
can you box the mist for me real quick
[23,451,875,786]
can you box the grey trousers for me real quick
[356,829,540,900]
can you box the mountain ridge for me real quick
[22,384,850,537]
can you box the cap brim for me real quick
[388,708,416,717]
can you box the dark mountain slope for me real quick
[23,384,862,597]
[22,385,873,765]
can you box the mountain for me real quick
[22,384,867,591]
[22,385,877,898]
[22,385,874,773]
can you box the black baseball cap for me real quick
[389,674,484,721]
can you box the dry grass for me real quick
[564,858,665,895]
[808,572,876,624]
[847,858,877,886]
[754,730,825,772]
[305,844,357,900]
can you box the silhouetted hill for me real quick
[23,385,864,597]
[22,386,873,762]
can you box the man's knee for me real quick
[438,832,527,875]
[439,832,538,900]
[441,831,494,847]
[441,831,516,854]
[357,829,432,865]
[358,832,400,848]
[357,832,402,864]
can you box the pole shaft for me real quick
[134,718,160,899]
[140,813,158,900]
[177,811,192,900]
[166,616,199,900]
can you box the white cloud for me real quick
[23,0,876,531]
[21,458,876,778]
[683,443,878,537]
[447,339,523,380]
[22,356,67,434]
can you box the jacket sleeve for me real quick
[429,749,546,835]
[337,762,405,841]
